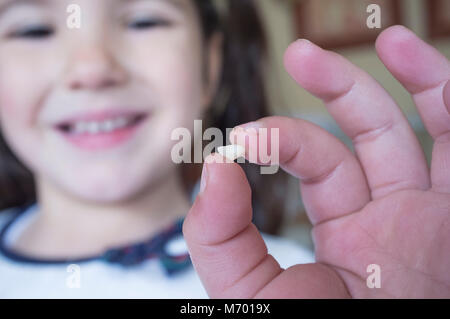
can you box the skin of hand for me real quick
[183,25,450,299]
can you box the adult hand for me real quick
[183,26,450,298]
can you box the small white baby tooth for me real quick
[101,120,115,132]
[217,144,245,161]
[73,122,88,134]
[87,122,101,134]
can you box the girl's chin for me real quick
[42,159,172,203]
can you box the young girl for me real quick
[1,0,449,299]
[0,0,313,298]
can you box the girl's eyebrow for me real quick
[119,0,186,11]
[0,0,50,15]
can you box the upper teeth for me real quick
[71,116,133,134]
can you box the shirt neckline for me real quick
[0,203,190,272]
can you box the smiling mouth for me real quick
[54,112,149,151]
[56,113,148,136]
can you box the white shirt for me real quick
[0,205,314,298]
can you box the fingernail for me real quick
[291,38,317,51]
[444,80,450,114]
[230,121,264,145]
[199,163,208,194]
[297,38,312,45]
[237,121,264,131]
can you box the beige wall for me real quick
[258,0,450,159]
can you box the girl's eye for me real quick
[9,25,54,39]
[127,18,170,30]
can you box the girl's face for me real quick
[0,0,219,202]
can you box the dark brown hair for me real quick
[191,0,287,234]
[0,0,287,234]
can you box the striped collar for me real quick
[0,203,192,276]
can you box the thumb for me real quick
[182,154,283,298]
[183,154,350,299]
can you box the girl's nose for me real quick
[64,45,128,91]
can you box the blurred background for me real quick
[257,0,450,250]
[0,0,448,254]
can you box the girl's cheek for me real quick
[123,27,204,104]
[0,57,55,174]
[0,83,28,129]
[0,59,25,112]
[0,58,55,174]
[0,57,51,127]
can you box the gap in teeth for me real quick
[69,116,136,134]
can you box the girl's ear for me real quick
[202,32,224,111]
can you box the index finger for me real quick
[230,116,370,226]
